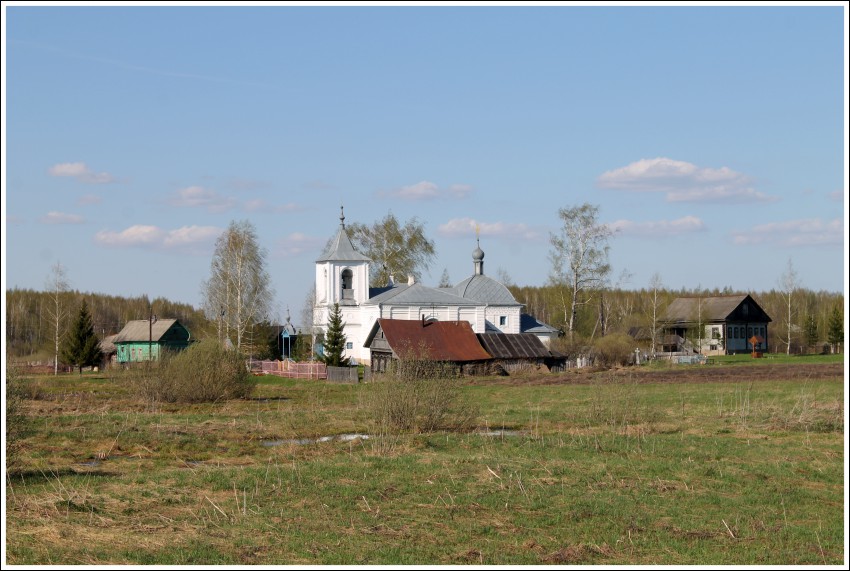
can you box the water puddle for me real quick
[478,429,525,437]
[74,460,102,467]
[261,433,371,447]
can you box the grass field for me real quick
[4,357,846,565]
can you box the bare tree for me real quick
[647,272,665,357]
[778,258,801,355]
[201,220,274,351]
[44,262,70,375]
[549,203,612,338]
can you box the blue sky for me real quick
[3,3,847,324]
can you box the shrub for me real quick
[5,360,28,469]
[131,340,256,403]
[366,354,478,433]
[592,333,637,367]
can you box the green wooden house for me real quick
[112,318,191,364]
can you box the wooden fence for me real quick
[254,360,327,379]
[326,366,359,384]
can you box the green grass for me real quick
[703,353,845,365]
[5,363,844,565]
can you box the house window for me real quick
[733,326,738,339]
[499,316,507,326]
[345,342,353,350]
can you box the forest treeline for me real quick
[5,288,211,359]
[4,284,844,359]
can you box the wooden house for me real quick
[364,317,491,375]
[112,319,191,364]
[659,294,771,355]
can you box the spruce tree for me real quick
[321,303,349,367]
[804,315,819,353]
[827,305,844,354]
[61,300,103,374]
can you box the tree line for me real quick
[7,206,843,362]
[5,286,210,360]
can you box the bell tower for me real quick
[314,206,371,308]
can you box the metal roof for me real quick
[365,283,478,306]
[451,275,520,305]
[662,295,771,324]
[111,319,182,343]
[520,313,559,334]
[315,212,371,262]
[365,318,491,362]
[476,333,553,359]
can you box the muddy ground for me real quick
[471,361,846,386]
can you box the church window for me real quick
[341,269,353,300]
[499,316,507,326]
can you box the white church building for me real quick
[312,208,559,364]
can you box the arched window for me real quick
[341,268,353,300]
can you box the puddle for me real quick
[261,433,371,447]
[478,430,525,437]
[75,460,102,467]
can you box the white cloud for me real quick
[169,186,237,213]
[40,211,85,225]
[94,224,222,253]
[48,162,115,184]
[273,232,325,258]
[607,216,706,238]
[828,190,843,202]
[597,157,776,203]
[731,218,843,247]
[383,181,475,201]
[437,217,541,241]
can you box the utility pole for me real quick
[148,305,157,364]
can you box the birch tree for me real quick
[647,272,665,356]
[45,262,70,375]
[549,203,612,338]
[778,258,801,355]
[202,220,274,351]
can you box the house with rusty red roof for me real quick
[364,318,492,375]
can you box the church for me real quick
[312,208,560,365]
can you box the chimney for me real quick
[407,274,415,285]
[387,274,394,287]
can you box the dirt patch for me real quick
[469,362,843,386]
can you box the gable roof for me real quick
[365,283,479,306]
[662,295,772,324]
[111,319,183,343]
[364,318,491,362]
[476,333,557,359]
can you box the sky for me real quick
[3,2,848,326]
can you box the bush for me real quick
[366,358,478,433]
[130,340,256,403]
[592,333,637,367]
[5,360,28,469]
